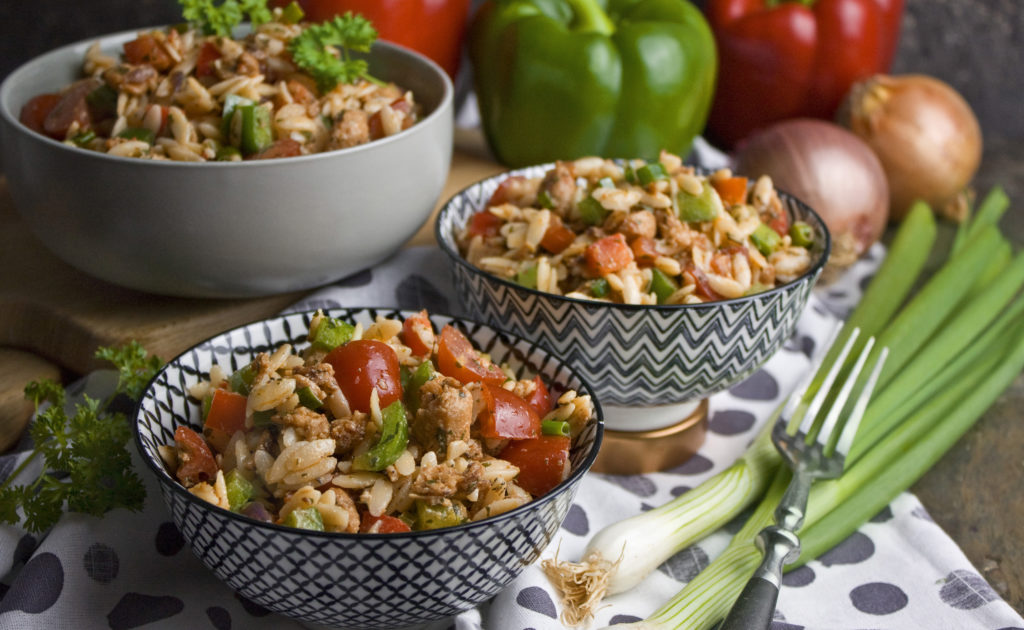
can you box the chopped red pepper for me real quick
[203,389,247,453]
[584,233,633,277]
[195,41,222,78]
[467,211,503,238]
[711,176,749,206]
[629,236,660,268]
[360,513,412,533]
[540,214,575,254]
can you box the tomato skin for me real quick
[584,233,634,277]
[19,94,61,135]
[480,383,540,439]
[437,325,506,386]
[540,214,575,254]
[467,211,503,238]
[499,436,571,496]
[325,340,403,413]
[763,208,791,237]
[174,425,219,486]
[360,513,412,534]
[195,41,221,78]
[273,0,471,79]
[203,389,247,452]
[401,310,435,357]
[710,176,748,206]
[123,34,173,70]
[629,236,660,268]
[525,375,553,419]
[486,175,528,207]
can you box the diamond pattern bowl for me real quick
[436,165,831,409]
[133,307,603,629]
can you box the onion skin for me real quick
[733,118,889,274]
[839,74,982,222]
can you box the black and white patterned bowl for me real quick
[133,307,603,629]
[436,166,831,409]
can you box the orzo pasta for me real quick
[167,310,595,533]
[457,151,817,305]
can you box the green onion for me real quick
[590,278,610,298]
[541,419,571,437]
[284,506,324,531]
[72,130,97,146]
[636,163,667,185]
[649,268,678,304]
[952,185,1008,255]
[789,221,814,247]
[118,127,155,144]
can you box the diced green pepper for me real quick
[744,283,773,296]
[750,223,782,257]
[252,409,276,427]
[224,469,253,511]
[790,221,814,248]
[404,361,436,412]
[238,103,272,155]
[578,195,606,226]
[72,130,96,146]
[228,362,258,395]
[86,84,118,117]
[353,400,409,471]
[541,419,570,437]
[590,278,610,298]
[201,394,213,421]
[118,127,155,144]
[221,94,253,138]
[536,189,555,209]
[597,176,616,189]
[416,500,466,530]
[516,264,538,289]
[310,316,356,352]
[677,181,721,222]
[281,1,304,24]
[636,163,667,186]
[283,506,324,531]
[296,386,322,411]
[649,268,679,304]
[215,146,242,161]
[624,164,637,184]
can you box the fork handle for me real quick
[719,526,801,630]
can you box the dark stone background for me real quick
[1,0,1022,615]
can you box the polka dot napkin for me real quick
[0,243,1021,630]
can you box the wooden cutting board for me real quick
[0,134,505,450]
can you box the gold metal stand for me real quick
[591,399,710,475]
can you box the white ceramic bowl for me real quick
[0,30,453,298]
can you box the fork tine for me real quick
[817,336,876,451]
[834,346,890,457]
[779,323,844,424]
[796,327,861,437]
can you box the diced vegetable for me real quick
[352,400,409,471]
[467,210,503,238]
[541,215,576,254]
[677,182,722,222]
[525,375,553,419]
[537,189,556,209]
[541,419,570,437]
[283,506,325,531]
[325,339,403,413]
[416,500,465,530]
[649,268,678,304]
[749,223,781,257]
[404,360,437,412]
[360,513,412,534]
[578,195,607,226]
[636,162,667,185]
[437,325,506,386]
[173,425,218,486]
[220,94,253,138]
[85,84,118,117]
[310,315,356,352]
[203,389,247,452]
[228,362,258,395]
[237,103,273,155]
[224,469,253,511]
[789,221,814,247]
[400,310,434,357]
[516,264,538,289]
[296,386,323,410]
[710,176,748,206]
[118,127,156,144]
[499,436,570,496]
[479,383,541,439]
[589,278,610,298]
[584,234,633,277]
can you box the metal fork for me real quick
[720,328,889,630]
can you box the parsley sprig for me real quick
[0,342,161,533]
[179,0,273,37]
[289,12,380,93]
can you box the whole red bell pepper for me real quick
[275,0,471,79]
[703,0,903,148]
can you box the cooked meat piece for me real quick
[658,208,691,254]
[620,209,658,241]
[412,377,474,455]
[538,161,577,211]
[330,412,368,457]
[332,109,369,149]
[44,78,100,138]
[333,488,361,533]
[410,461,483,499]
[293,363,341,400]
[275,406,330,441]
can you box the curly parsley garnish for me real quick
[289,12,380,93]
[0,342,162,533]
[179,0,274,37]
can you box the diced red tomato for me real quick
[479,383,541,439]
[173,425,219,486]
[467,210,503,238]
[360,513,412,534]
[437,325,506,386]
[540,214,575,254]
[325,339,403,413]
[19,94,61,135]
[525,375,553,419]
[629,236,660,268]
[195,41,221,78]
[203,389,247,453]
[401,310,435,357]
[710,176,748,206]
[486,175,528,207]
[123,34,173,70]
[499,436,571,496]
[684,265,724,301]
[584,233,633,277]
[763,209,790,237]
[250,139,303,160]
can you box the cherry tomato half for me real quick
[479,383,540,440]
[401,310,435,357]
[525,375,554,419]
[173,425,219,486]
[360,513,412,534]
[499,436,570,497]
[325,339,403,413]
[203,388,247,453]
[437,325,507,386]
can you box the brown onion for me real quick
[839,74,982,222]
[733,118,889,276]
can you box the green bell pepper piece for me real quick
[353,400,409,471]
[237,103,272,155]
[310,316,356,352]
[416,500,466,530]
[284,506,324,531]
[750,223,781,257]
[296,386,323,411]
[537,189,556,209]
[228,362,258,395]
[578,195,607,225]
[404,361,437,411]
[648,267,678,304]
[86,84,118,117]
[221,94,253,138]
[118,127,155,144]
[790,220,814,248]
[252,409,276,427]
[72,130,97,146]
[636,162,667,185]
[224,469,253,511]
[516,264,539,289]
[677,180,722,222]
[469,0,717,167]
[589,278,610,298]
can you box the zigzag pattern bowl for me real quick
[436,166,831,408]
[134,307,603,629]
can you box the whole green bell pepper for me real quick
[470,0,717,167]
